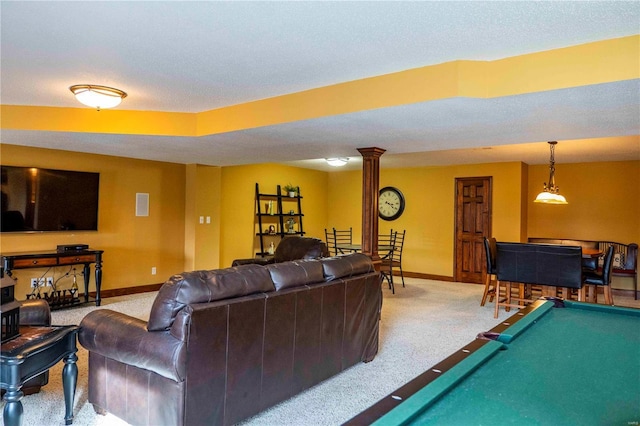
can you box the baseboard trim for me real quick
[86,283,163,299]
[402,271,454,282]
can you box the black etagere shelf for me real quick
[255,183,305,257]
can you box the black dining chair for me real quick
[325,228,338,256]
[481,237,497,306]
[583,245,615,305]
[378,231,397,293]
[333,227,355,254]
[381,230,406,289]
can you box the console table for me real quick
[1,249,103,309]
[1,325,79,426]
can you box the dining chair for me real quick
[325,228,338,256]
[378,231,397,293]
[381,229,406,289]
[583,245,615,305]
[333,227,355,254]
[481,237,497,306]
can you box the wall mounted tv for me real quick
[1,166,99,233]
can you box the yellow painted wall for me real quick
[0,144,186,298]
[328,162,526,278]
[219,164,328,268]
[528,160,639,243]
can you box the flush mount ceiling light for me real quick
[326,158,349,167]
[69,84,127,110]
[534,141,568,205]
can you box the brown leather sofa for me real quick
[78,253,381,426]
[231,235,329,266]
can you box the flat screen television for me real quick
[1,166,99,232]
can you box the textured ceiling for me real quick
[1,1,639,170]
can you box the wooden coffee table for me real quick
[1,325,79,426]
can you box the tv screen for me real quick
[1,166,99,232]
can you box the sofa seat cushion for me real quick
[266,260,324,291]
[148,264,275,331]
[321,253,374,281]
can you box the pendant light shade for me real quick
[534,141,568,204]
[69,84,127,110]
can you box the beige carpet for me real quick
[3,278,638,426]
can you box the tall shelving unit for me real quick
[255,183,304,257]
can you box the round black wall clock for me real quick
[378,186,405,221]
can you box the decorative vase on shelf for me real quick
[268,242,275,255]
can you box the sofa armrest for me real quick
[19,299,51,326]
[78,309,186,382]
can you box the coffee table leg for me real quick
[2,387,24,426]
[62,352,78,425]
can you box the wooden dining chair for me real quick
[583,245,615,305]
[481,237,497,306]
[378,231,397,293]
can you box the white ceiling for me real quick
[1,1,639,171]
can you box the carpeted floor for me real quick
[3,278,639,426]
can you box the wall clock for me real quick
[379,186,405,221]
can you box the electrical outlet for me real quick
[46,277,54,286]
[151,267,157,275]
[31,278,46,287]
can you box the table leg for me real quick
[62,352,78,425]
[2,387,24,426]
[94,259,102,307]
[83,263,91,304]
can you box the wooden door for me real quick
[455,177,492,283]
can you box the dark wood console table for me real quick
[1,249,103,309]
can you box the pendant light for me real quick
[534,141,568,204]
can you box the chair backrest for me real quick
[378,231,396,260]
[484,237,497,274]
[390,230,405,262]
[601,245,615,284]
[496,242,583,289]
[333,228,353,247]
[325,228,337,256]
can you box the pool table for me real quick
[346,299,640,425]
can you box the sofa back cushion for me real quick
[273,236,329,263]
[266,260,324,291]
[148,264,275,331]
[321,253,374,281]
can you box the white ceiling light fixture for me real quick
[534,141,568,205]
[326,158,349,167]
[69,84,127,110]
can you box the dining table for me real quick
[335,244,393,255]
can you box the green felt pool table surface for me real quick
[349,300,640,426]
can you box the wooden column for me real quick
[357,147,386,265]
